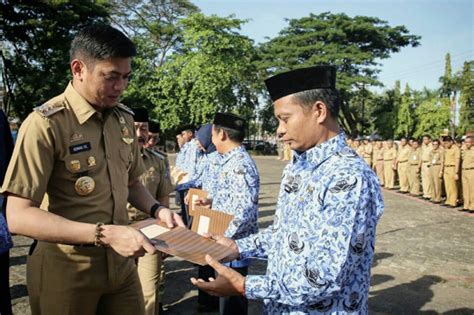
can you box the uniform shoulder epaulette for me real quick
[33,103,65,118]
[146,148,165,160]
[116,103,134,116]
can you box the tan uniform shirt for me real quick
[397,145,411,164]
[462,147,474,170]
[409,148,422,167]
[1,83,145,225]
[421,143,432,163]
[429,148,444,168]
[128,148,174,222]
[383,147,397,163]
[443,146,461,173]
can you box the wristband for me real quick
[150,203,161,218]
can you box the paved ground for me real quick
[8,155,474,314]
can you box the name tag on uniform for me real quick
[69,142,91,154]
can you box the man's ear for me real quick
[312,100,329,124]
[219,129,227,141]
[71,59,85,81]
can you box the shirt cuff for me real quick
[245,275,274,300]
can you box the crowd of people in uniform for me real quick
[346,135,474,212]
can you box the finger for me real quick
[206,254,226,273]
[173,213,185,227]
[163,212,174,228]
[208,277,215,282]
[143,239,157,255]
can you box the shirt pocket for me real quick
[119,147,133,172]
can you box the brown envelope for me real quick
[132,218,237,266]
[187,188,209,216]
[191,206,234,236]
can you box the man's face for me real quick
[363,139,369,145]
[147,132,159,148]
[73,57,131,109]
[444,140,453,149]
[412,141,419,149]
[211,126,225,154]
[387,141,393,148]
[176,134,184,147]
[400,139,407,146]
[134,122,149,149]
[274,95,324,151]
[182,130,193,142]
[376,141,383,149]
[465,137,472,149]
[423,136,431,145]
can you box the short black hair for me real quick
[422,134,431,139]
[291,88,340,117]
[432,139,440,145]
[70,25,136,63]
[214,125,245,143]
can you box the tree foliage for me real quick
[413,97,451,138]
[1,0,109,118]
[256,12,420,135]
[148,13,260,131]
[395,84,415,138]
[457,61,474,134]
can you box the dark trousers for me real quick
[220,266,248,315]
[0,250,12,315]
[198,265,219,310]
[178,190,193,228]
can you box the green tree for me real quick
[148,13,260,131]
[1,0,109,118]
[414,97,451,138]
[256,12,420,135]
[395,84,415,138]
[457,61,474,135]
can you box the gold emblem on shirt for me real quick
[87,156,96,167]
[74,176,95,196]
[70,160,81,172]
[121,127,134,144]
[70,132,83,142]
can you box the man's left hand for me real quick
[190,255,245,296]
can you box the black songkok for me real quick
[213,112,246,132]
[264,65,336,102]
[132,107,149,122]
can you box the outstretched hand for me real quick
[190,255,245,296]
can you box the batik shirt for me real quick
[211,145,260,268]
[179,139,202,180]
[0,210,13,254]
[176,151,221,197]
[236,132,384,314]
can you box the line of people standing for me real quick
[349,135,474,212]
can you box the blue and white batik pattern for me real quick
[211,145,260,268]
[175,143,187,170]
[0,203,13,254]
[176,151,221,196]
[180,139,203,180]
[236,132,384,314]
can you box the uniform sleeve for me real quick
[1,113,55,204]
[155,158,174,199]
[127,120,146,180]
[223,162,259,239]
[236,226,273,259]
[244,174,376,305]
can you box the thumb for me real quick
[206,254,225,273]
[143,239,157,255]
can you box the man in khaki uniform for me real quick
[356,137,365,158]
[0,26,182,315]
[128,108,174,315]
[408,139,422,196]
[362,137,373,166]
[428,139,444,203]
[383,140,397,189]
[420,135,433,199]
[442,136,461,207]
[372,140,384,186]
[396,137,411,193]
[461,136,474,212]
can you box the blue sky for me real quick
[194,0,473,92]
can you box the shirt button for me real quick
[106,154,111,159]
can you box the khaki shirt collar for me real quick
[65,82,97,125]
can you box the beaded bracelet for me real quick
[94,222,108,247]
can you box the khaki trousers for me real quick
[375,160,384,186]
[462,169,474,210]
[27,241,144,315]
[384,162,395,189]
[429,165,443,202]
[421,162,432,198]
[443,166,458,206]
[398,161,409,192]
[408,165,421,196]
[137,252,162,315]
